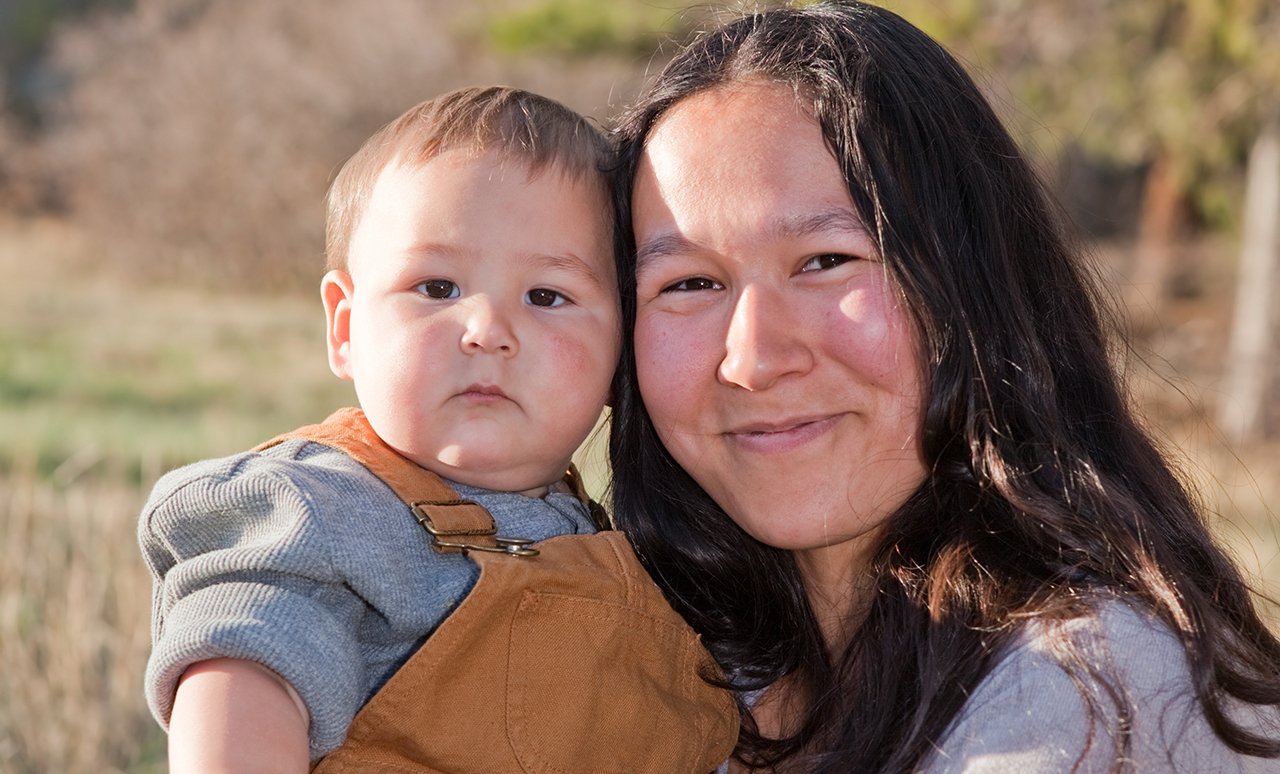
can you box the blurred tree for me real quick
[0,0,133,126]
[1075,0,1277,331]
[482,0,695,58]
[1220,119,1280,444]
[876,0,1280,440]
[28,0,648,290]
[886,0,1280,329]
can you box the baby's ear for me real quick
[321,270,356,380]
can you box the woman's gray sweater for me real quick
[920,598,1278,772]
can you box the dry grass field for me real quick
[0,216,1275,772]
[0,217,353,773]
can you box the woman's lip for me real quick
[727,415,839,452]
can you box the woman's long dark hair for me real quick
[608,3,1280,771]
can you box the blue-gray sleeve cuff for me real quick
[146,579,364,759]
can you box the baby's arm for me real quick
[141,450,374,762]
[169,658,310,774]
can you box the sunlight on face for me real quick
[632,82,926,588]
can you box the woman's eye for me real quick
[800,253,854,272]
[662,277,722,293]
[527,288,567,307]
[417,279,459,299]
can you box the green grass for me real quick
[0,218,358,476]
[0,217,613,497]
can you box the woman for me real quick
[609,2,1280,772]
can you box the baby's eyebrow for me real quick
[404,241,467,261]
[525,252,609,287]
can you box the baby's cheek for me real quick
[547,331,614,404]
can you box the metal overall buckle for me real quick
[411,500,540,557]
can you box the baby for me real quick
[140,87,734,773]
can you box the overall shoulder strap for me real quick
[255,407,451,502]
[255,407,606,551]
[256,407,523,554]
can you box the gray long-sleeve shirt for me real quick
[139,437,596,759]
[718,600,1277,773]
[921,598,1278,773]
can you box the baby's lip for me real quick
[459,383,508,399]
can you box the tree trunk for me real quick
[1219,121,1280,445]
[1126,148,1181,334]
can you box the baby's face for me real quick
[323,150,620,496]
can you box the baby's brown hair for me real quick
[325,86,612,271]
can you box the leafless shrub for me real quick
[0,102,53,214]
[36,0,644,291]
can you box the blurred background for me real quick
[1,0,1278,770]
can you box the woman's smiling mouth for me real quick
[727,414,841,453]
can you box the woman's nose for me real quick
[717,286,813,391]
[459,296,518,356]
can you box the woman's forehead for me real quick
[634,83,857,241]
[646,80,815,149]
[639,84,841,194]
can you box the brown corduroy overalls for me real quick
[256,409,738,774]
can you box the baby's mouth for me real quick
[458,383,509,401]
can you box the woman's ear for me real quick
[321,270,356,380]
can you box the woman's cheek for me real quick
[836,278,918,389]
[635,313,712,433]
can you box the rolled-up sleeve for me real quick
[140,452,367,759]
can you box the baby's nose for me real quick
[459,296,518,356]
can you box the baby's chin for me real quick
[408,445,568,499]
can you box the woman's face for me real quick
[631,82,926,584]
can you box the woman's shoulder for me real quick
[923,595,1277,774]
[1019,596,1182,685]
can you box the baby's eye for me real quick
[662,277,722,293]
[527,288,567,308]
[800,253,855,272]
[416,279,459,299]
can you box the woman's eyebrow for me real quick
[772,208,868,241]
[635,233,698,270]
[636,209,869,270]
